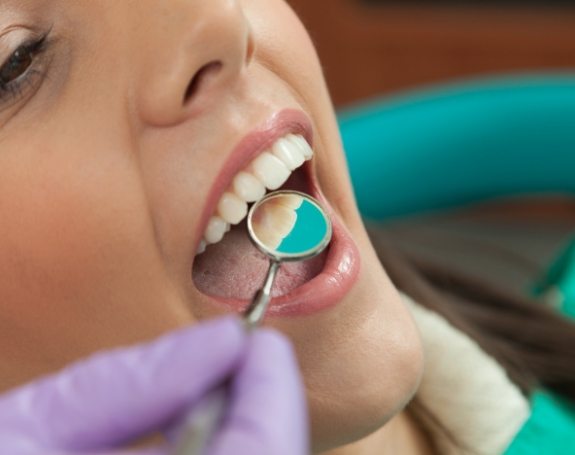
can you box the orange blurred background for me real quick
[287,0,575,107]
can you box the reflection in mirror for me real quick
[248,191,332,261]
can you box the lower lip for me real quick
[205,188,361,318]
[267,210,361,317]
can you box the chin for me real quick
[273,226,425,453]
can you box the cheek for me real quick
[0,135,189,390]
[0,144,146,296]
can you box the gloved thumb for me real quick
[0,317,247,452]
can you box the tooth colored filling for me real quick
[199,134,313,252]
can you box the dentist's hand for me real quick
[0,317,308,455]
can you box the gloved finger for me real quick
[0,317,247,452]
[208,329,309,455]
[99,446,168,455]
[43,447,168,455]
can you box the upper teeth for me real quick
[197,133,313,255]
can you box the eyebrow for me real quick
[1,0,41,13]
[0,0,42,25]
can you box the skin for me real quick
[0,0,425,453]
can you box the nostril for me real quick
[246,32,256,65]
[184,61,223,104]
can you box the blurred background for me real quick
[283,1,575,311]
[287,0,575,107]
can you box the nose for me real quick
[137,0,255,126]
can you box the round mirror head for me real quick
[247,191,332,262]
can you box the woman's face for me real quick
[0,0,422,451]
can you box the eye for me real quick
[0,34,49,108]
[0,45,35,85]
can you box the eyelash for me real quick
[0,34,50,106]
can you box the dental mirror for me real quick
[174,190,332,455]
[243,190,332,327]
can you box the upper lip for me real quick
[194,108,314,251]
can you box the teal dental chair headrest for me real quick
[338,74,575,220]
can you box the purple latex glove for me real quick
[0,317,308,455]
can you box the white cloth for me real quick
[404,294,530,455]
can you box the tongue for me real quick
[192,219,326,300]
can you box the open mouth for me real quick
[191,110,360,316]
[192,134,328,302]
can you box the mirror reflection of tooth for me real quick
[248,191,332,263]
[272,194,303,210]
[252,200,299,251]
[254,228,283,250]
[259,203,297,236]
[252,212,284,250]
